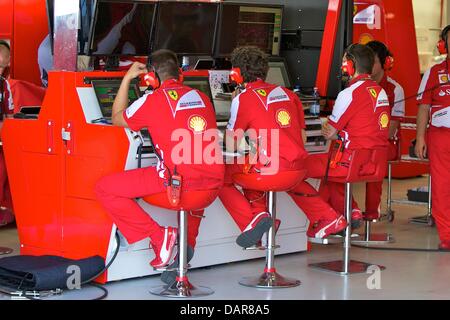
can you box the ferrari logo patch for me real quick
[188,115,207,134]
[256,89,267,97]
[168,90,179,101]
[369,88,378,98]
[276,109,291,127]
[379,112,389,129]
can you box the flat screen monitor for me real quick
[183,76,214,103]
[90,0,156,56]
[216,4,283,57]
[153,1,219,56]
[92,79,141,118]
[266,59,292,89]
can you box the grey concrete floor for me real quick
[1,175,449,300]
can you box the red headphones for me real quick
[341,59,355,77]
[384,55,394,71]
[229,67,244,86]
[143,67,184,89]
[438,25,450,55]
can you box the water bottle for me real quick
[310,87,320,116]
[181,56,190,71]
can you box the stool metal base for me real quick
[309,260,385,275]
[351,233,394,245]
[150,280,214,298]
[0,247,12,255]
[239,271,301,289]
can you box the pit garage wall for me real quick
[0,0,48,86]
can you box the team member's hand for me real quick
[231,88,242,100]
[415,136,427,159]
[322,122,338,140]
[124,62,148,81]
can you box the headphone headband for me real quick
[0,40,10,51]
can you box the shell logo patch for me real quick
[256,89,267,97]
[369,88,378,98]
[168,90,179,101]
[379,112,389,129]
[276,109,291,127]
[439,74,449,84]
[188,115,207,134]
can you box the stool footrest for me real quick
[351,233,395,245]
[309,260,386,275]
[243,244,280,251]
[153,264,191,272]
[308,236,344,245]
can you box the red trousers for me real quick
[95,167,204,248]
[363,140,398,215]
[428,128,450,242]
[219,158,342,232]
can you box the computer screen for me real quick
[216,4,283,57]
[266,60,292,88]
[90,0,156,56]
[92,80,141,118]
[153,1,219,56]
[183,76,214,103]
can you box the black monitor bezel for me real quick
[88,0,157,57]
[152,0,220,57]
[214,2,284,58]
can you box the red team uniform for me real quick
[417,60,450,243]
[0,77,14,224]
[364,75,405,217]
[95,79,224,264]
[325,74,391,217]
[220,79,345,244]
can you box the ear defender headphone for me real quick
[438,25,450,55]
[383,55,394,71]
[341,44,357,77]
[229,67,244,86]
[143,67,184,90]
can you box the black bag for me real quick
[0,255,105,291]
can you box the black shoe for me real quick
[236,212,273,249]
[160,245,195,285]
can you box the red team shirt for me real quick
[123,79,224,190]
[328,74,391,149]
[0,78,14,118]
[227,79,308,170]
[417,59,450,129]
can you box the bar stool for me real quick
[309,148,387,275]
[232,169,306,288]
[352,141,400,246]
[144,189,219,298]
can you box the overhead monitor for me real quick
[92,79,141,119]
[153,1,219,56]
[216,3,283,57]
[90,0,156,56]
[266,59,292,89]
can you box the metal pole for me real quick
[178,210,187,279]
[266,191,276,271]
[343,182,352,274]
[364,220,371,242]
[427,175,432,218]
[387,163,392,214]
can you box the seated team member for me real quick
[219,46,347,249]
[0,40,14,226]
[95,49,224,270]
[321,44,391,220]
[356,40,405,220]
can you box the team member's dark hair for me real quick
[345,43,375,75]
[0,40,10,51]
[366,41,392,68]
[150,49,180,79]
[441,25,450,49]
[230,46,269,83]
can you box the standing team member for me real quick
[95,50,224,270]
[357,40,405,220]
[415,25,450,250]
[0,40,14,226]
[321,44,391,221]
[220,46,347,249]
